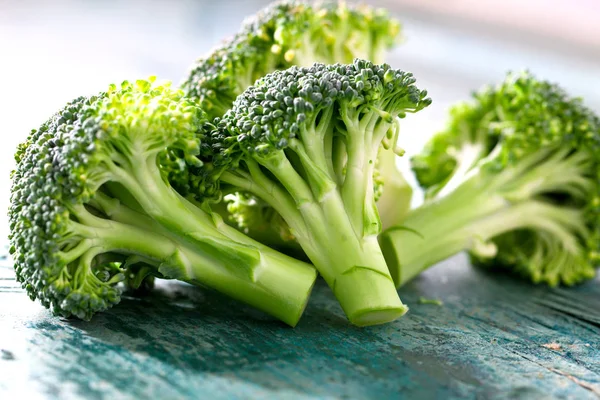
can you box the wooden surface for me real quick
[2,252,600,399]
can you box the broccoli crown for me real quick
[9,97,101,317]
[73,79,208,198]
[241,0,400,57]
[411,71,600,284]
[413,72,600,192]
[207,59,429,245]
[8,79,210,319]
[181,0,401,119]
[218,59,429,163]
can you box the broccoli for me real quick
[196,60,431,326]
[375,145,414,231]
[224,145,413,253]
[8,78,317,326]
[379,72,600,287]
[182,0,401,119]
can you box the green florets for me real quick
[219,59,429,161]
[8,78,212,320]
[9,96,123,319]
[205,60,429,251]
[181,0,402,119]
[88,79,207,192]
[412,71,600,285]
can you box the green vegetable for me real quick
[183,0,404,254]
[197,60,430,326]
[8,78,317,326]
[380,72,600,287]
[224,193,306,259]
[223,145,409,257]
[182,0,402,119]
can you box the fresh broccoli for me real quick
[182,0,401,119]
[224,145,413,253]
[8,78,317,326]
[194,60,430,326]
[379,72,600,287]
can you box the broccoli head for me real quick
[198,60,430,326]
[8,78,316,325]
[380,71,600,287]
[182,0,402,119]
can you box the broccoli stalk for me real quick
[205,60,430,326]
[220,138,413,257]
[9,78,317,326]
[182,0,402,119]
[380,72,600,287]
[376,145,413,231]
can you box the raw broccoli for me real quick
[194,60,430,326]
[8,78,317,326]
[379,72,600,287]
[224,145,413,253]
[182,0,401,119]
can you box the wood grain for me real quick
[1,254,599,399]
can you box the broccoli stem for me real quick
[380,172,586,287]
[293,191,407,326]
[377,147,413,231]
[293,33,321,67]
[333,13,350,62]
[102,157,316,325]
[222,153,407,326]
[78,198,315,326]
[370,38,386,65]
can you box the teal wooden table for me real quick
[1,250,599,399]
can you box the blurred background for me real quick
[0,0,599,241]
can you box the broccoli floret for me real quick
[197,60,430,326]
[181,0,401,119]
[380,72,600,287]
[8,78,317,326]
